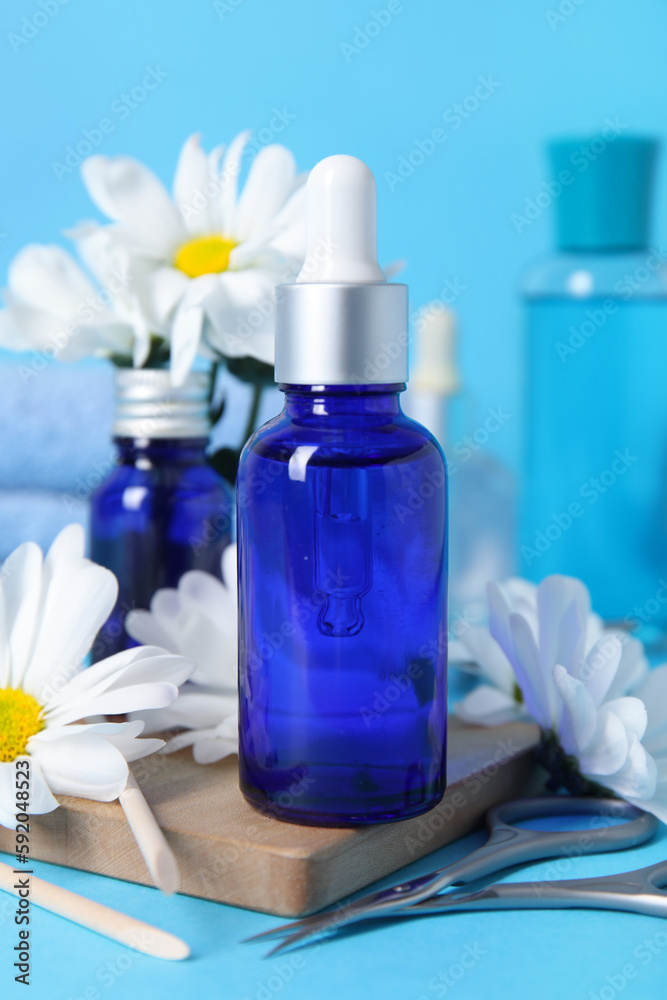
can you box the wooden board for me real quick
[0,718,540,917]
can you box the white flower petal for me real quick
[126,318,151,367]
[131,688,237,734]
[150,587,235,690]
[554,598,587,681]
[486,581,515,660]
[607,634,648,700]
[45,646,161,709]
[45,646,192,722]
[26,755,61,814]
[537,575,590,675]
[31,721,162,763]
[0,581,8,689]
[32,721,136,741]
[207,143,224,180]
[139,266,189,329]
[508,611,552,728]
[173,133,216,235]
[1,236,138,362]
[600,697,647,741]
[48,682,181,726]
[168,272,220,384]
[0,759,59,828]
[162,727,214,752]
[458,625,516,695]
[578,709,628,776]
[631,758,667,822]
[192,735,237,764]
[455,685,524,727]
[636,664,667,741]
[24,562,118,702]
[45,522,85,566]
[216,130,251,234]
[0,299,64,350]
[170,301,204,386]
[601,735,657,801]
[7,244,96,317]
[124,609,177,652]
[203,266,280,363]
[0,307,31,351]
[221,543,237,591]
[553,664,597,753]
[235,145,298,242]
[127,546,237,696]
[178,569,231,626]
[81,155,184,257]
[578,633,622,707]
[163,714,238,763]
[29,731,130,801]
[98,721,165,762]
[71,221,132,289]
[3,541,43,688]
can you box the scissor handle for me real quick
[445,797,659,887]
[488,796,657,852]
[409,857,667,921]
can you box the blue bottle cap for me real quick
[548,133,658,251]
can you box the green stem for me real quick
[208,360,220,406]
[242,382,264,445]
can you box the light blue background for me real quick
[3,0,667,555]
[2,3,667,996]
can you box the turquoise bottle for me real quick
[520,135,667,633]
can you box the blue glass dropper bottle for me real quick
[237,155,448,826]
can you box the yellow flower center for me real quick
[174,235,238,278]
[0,689,44,762]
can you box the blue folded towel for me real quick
[0,488,88,560]
[0,354,115,491]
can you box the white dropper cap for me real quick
[275,154,408,385]
[296,155,386,284]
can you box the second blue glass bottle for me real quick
[91,369,233,658]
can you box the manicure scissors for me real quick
[246,796,663,955]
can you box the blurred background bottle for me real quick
[520,134,667,637]
[405,305,515,632]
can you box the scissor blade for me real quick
[264,925,337,957]
[244,917,315,943]
[245,877,490,946]
[247,906,360,946]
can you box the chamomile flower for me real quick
[453,577,647,726]
[0,524,193,829]
[453,574,667,821]
[126,544,238,764]
[0,242,146,365]
[76,132,307,384]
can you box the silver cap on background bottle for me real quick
[113,368,211,439]
[275,155,408,386]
